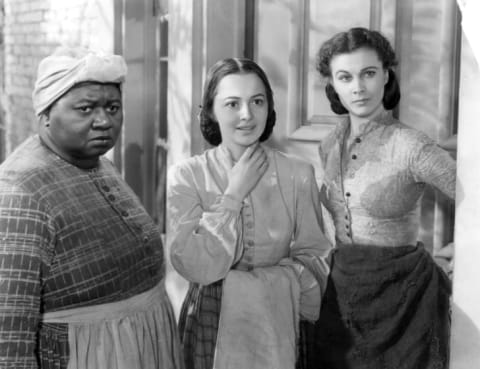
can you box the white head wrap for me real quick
[32,47,127,116]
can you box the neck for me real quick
[349,106,386,138]
[222,142,258,162]
[228,145,246,162]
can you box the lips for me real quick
[352,98,369,104]
[91,136,113,144]
[236,126,255,131]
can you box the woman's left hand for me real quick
[434,242,454,278]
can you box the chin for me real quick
[238,140,260,148]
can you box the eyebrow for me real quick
[73,97,122,103]
[335,66,379,75]
[221,93,266,100]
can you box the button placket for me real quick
[242,204,255,269]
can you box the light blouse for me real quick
[167,144,331,320]
[319,111,456,247]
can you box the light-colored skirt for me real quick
[42,281,184,369]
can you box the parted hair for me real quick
[316,27,401,114]
[199,58,276,146]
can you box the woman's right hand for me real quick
[224,145,269,201]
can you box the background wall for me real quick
[255,0,457,252]
[1,0,113,154]
[450,2,480,364]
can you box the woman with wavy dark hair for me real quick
[167,58,331,369]
[304,27,456,369]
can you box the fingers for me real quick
[240,144,259,161]
[435,243,454,258]
[256,155,269,175]
[238,145,267,168]
[434,243,454,278]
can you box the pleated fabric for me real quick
[41,282,184,369]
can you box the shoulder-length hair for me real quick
[317,27,401,114]
[199,58,276,146]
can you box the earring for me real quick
[44,113,50,127]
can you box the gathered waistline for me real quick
[41,281,167,324]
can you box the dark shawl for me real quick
[301,243,451,369]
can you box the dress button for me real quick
[345,215,348,220]
[121,210,129,217]
[247,240,254,247]
[345,192,351,197]
[346,232,351,237]
[108,194,116,201]
[102,185,110,192]
[352,154,357,160]
[345,225,349,229]
[355,137,361,143]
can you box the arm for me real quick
[167,146,269,286]
[167,163,244,286]
[0,185,50,369]
[278,163,332,321]
[409,132,456,272]
[410,132,456,199]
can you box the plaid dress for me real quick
[0,136,178,369]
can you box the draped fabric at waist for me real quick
[42,282,167,323]
[306,243,451,369]
[42,281,184,369]
[213,267,301,369]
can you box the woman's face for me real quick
[212,72,268,157]
[44,83,123,167]
[330,47,388,121]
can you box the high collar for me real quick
[334,110,394,142]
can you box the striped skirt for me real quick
[178,281,223,369]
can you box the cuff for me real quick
[216,194,244,212]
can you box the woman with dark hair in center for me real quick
[167,57,331,369]
[303,27,455,369]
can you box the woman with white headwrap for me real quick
[0,47,183,369]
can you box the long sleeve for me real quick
[276,160,332,321]
[167,162,244,285]
[409,132,456,200]
[0,184,51,369]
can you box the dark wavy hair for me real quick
[199,58,276,146]
[317,27,401,114]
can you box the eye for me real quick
[337,74,352,82]
[106,104,121,114]
[364,70,376,78]
[76,105,93,113]
[225,101,239,109]
[252,98,265,106]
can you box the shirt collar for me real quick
[334,109,394,142]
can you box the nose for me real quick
[239,102,252,120]
[92,109,111,129]
[352,78,365,95]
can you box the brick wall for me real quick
[1,0,114,155]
